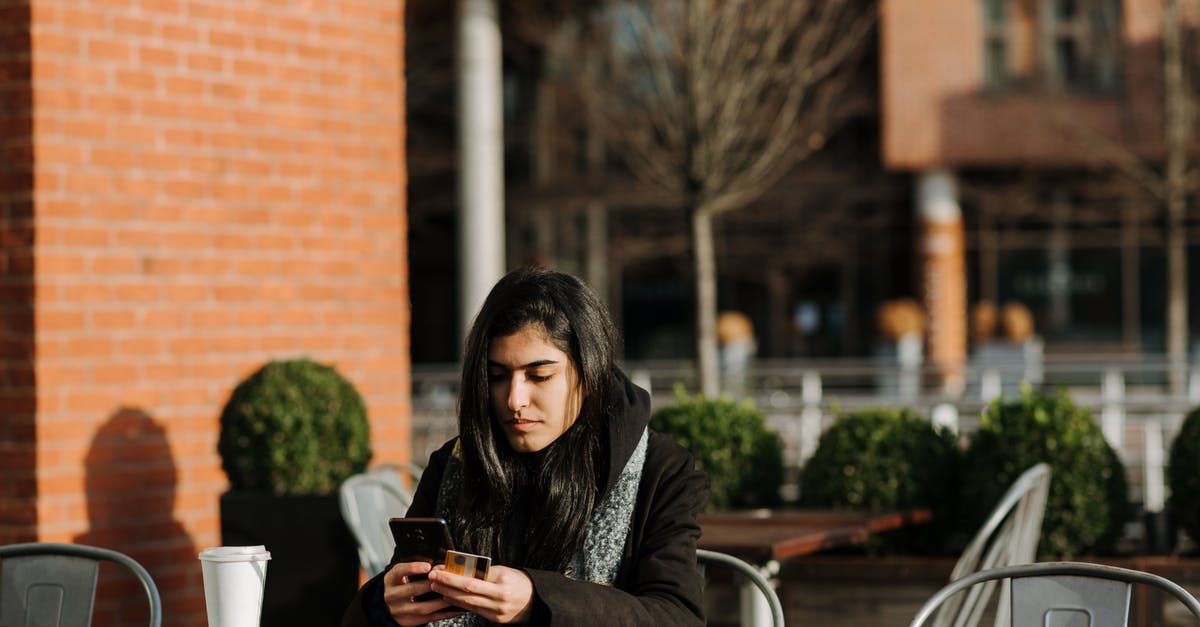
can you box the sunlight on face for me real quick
[487,325,584,453]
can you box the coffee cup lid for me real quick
[199,545,271,562]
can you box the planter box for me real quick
[220,491,360,627]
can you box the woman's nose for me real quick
[507,379,530,412]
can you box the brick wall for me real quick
[1,0,37,548]
[4,1,409,625]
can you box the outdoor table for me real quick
[698,508,933,627]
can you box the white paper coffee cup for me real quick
[199,545,271,627]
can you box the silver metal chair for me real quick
[0,541,162,627]
[697,548,785,627]
[910,561,1200,627]
[936,462,1052,627]
[338,463,422,577]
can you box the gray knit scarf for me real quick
[431,428,649,626]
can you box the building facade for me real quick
[0,2,410,625]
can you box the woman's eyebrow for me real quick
[488,359,559,370]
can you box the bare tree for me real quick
[1043,0,1196,393]
[576,0,875,396]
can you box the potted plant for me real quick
[218,358,372,627]
[1166,406,1200,553]
[799,407,959,553]
[959,387,1130,559]
[650,388,783,510]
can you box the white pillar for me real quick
[458,0,506,334]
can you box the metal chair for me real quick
[910,561,1200,626]
[338,464,422,577]
[936,462,1052,627]
[0,542,162,627]
[697,548,785,627]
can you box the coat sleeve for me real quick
[338,442,454,627]
[523,436,710,626]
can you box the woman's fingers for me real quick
[428,565,533,624]
[382,562,465,626]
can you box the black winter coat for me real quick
[340,375,709,627]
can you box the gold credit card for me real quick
[444,549,491,580]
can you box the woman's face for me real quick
[487,325,584,453]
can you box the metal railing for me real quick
[412,353,1200,519]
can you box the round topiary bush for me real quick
[650,388,783,510]
[800,407,958,510]
[960,388,1129,559]
[218,358,372,495]
[1168,406,1200,546]
[799,408,959,552]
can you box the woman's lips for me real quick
[506,418,538,432]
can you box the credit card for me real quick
[444,549,491,580]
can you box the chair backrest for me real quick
[935,462,1052,627]
[0,542,162,627]
[696,548,785,627]
[339,464,420,577]
[910,561,1200,627]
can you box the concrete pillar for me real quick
[458,0,506,333]
[917,169,967,396]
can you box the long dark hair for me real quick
[451,267,621,571]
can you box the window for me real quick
[982,0,1122,94]
[983,0,1010,90]
[1042,0,1122,93]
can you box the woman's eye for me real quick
[527,372,551,382]
[487,372,506,382]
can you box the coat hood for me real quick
[601,370,652,498]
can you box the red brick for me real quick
[159,23,199,43]
[91,146,136,168]
[87,38,133,62]
[114,69,157,91]
[139,46,178,66]
[186,52,224,73]
[113,15,154,37]
[207,30,246,50]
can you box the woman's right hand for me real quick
[382,561,465,626]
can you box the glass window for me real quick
[983,0,1122,94]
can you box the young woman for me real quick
[342,267,708,626]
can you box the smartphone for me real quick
[389,517,455,564]
[389,517,455,601]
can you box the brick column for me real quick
[917,169,967,395]
[0,0,37,547]
[10,2,409,625]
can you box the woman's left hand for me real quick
[427,564,534,624]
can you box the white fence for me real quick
[411,353,1200,521]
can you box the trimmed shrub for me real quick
[218,358,372,495]
[1168,406,1200,546]
[650,388,783,510]
[799,408,959,551]
[960,388,1129,559]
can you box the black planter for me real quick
[1144,507,1178,555]
[220,491,360,627]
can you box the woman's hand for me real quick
[382,561,465,626]
[427,564,534,624]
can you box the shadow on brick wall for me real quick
[74,407,203,627]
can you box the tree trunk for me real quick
[692,207,720,397]
[1164,0,1189,394]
